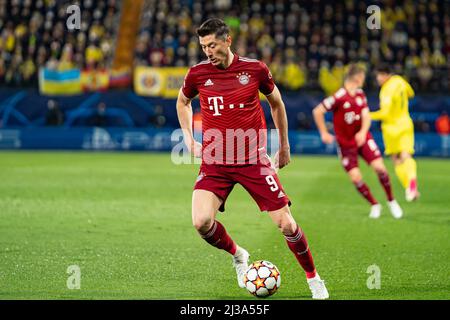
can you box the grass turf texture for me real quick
[0,151,448,300]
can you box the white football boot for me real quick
[307,274,329,299]
[388,199,403,219]
[232,246,250,288]
[369,203,382,219]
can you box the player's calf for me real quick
[269,205,329,299]
[269,206,316,278]
[197,220,237,256]
[376,169,394,202]
[370,159,395,202]
[354,180,378,206]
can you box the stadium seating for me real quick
[135,0,449,93]
[0,0,448,140]
[0,0,448,93]
[0,0,120,86]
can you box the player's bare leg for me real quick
[192,190,249,288]
[269,205,329,299]
[370,158,403,218]
[347,168,380,218]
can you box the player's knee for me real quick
[349,171,362,184]
[372,162,386,175]
[391,155,401,165]
[400,151,411,162]
[280,220,297,235]
[274,213,297,235]
[351,177,361,185]
[192,215,213,234]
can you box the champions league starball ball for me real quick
[243,260,281,298]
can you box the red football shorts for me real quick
[338,138,382,172]
[194,161,291,212]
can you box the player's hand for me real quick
[274,146,291,170]
[187,140,202,158]
[355,131,366,147]
[321,132,335,144]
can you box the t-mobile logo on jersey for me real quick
[208,96,244,116]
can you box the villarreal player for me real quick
[371,64,419,201]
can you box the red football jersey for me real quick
[182,53,275,165]
[320,87,371,148]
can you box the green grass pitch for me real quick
[0,151,448,300]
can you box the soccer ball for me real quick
[243,260,281,298]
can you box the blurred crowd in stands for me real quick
[0,0,119,86]
[0,0,449,95]
[135,0,449,93]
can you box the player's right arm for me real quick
[176,88,202,157]
[312,102,334,144]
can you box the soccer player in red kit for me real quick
[313,64,403,219]
[176,18,329,299]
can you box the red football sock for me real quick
[199,220,237,255]
[355,181,378,205]
[377,171,394,201]
[285,225,317,279]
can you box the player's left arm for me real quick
[266,85,290,169]
[355,108,371,147]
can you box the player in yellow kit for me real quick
[371,64,419,201]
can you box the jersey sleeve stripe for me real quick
[238,57,259,63]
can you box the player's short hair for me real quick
[196,18,230,40]
[374,63,392,74]
[344,63,367,81]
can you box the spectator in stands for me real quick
[283,58,306,90]
[58,44,75,71]
[148,105,166,128]
[133,0,447,93]
[0,0,119,86]
[0,0,448,94]
[436,111,450,135]
[45,99,64,126]
[85,40,104,70]
[417,57,433,90]
[92,102,108,127]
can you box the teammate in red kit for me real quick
[313,64,403,219]
[176,18,329,299]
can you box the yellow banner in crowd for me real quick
[81,69,110,91]
[134,67,189,98]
